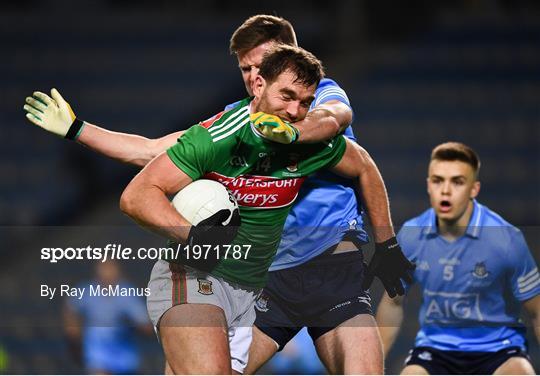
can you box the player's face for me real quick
[252,70,316,123]
[237,41,274,96]
[427,160,480,225]
[96,261,120,284]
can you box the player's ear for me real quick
[470,181,481,199]
[252,75,265,98]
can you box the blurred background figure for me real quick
[377,142,539,375]
[63,261,152,374]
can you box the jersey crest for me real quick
[197,279,213,295]
[286,153,300,172]
[472,262,490,279]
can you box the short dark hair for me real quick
[229,14,297,54]
[431,142,481,178]
[258,44,324,88]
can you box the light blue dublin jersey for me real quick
[225,78,367,271]
[68,281,149,373]
[398,200,540,352]
[270,78,367,270]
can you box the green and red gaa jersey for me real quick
[166,97,346,287]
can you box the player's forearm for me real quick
[376,306,403,355]
[526,311,540,344]
[330,141,395,242]
[376,294,405,355]
[24,89,180,165]
[533,320,540,344]
[379,325,401,357]
[77,123,158,166]
[120,183,190,243]
[295,102,352,143]
[78,124,182,167]
[357,152,395,242]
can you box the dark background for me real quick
[0,0,539,373]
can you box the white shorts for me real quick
[147,260,259,373]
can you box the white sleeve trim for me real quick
[519,273,540,294]
[518,267,538,283]
[314,88,349,106]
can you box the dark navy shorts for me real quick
[254,247,372,350]
[405,346,532,374]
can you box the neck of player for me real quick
[437,199,474,241]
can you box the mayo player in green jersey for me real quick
[118,45,414,374]
[23,17,413,371]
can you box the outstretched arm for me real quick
[77,125,183,167]
[376,293,405,356]
[330,138,394,242]
[330,138,415,296]
[24,88,184,167]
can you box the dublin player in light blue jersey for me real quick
[24,15,414,374]
[377,142,540,375]
[222,16,412,375]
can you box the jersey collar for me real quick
[466,200,483,238]
[423,200,484,239]
[423,210,438,237]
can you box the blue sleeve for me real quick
[342,126,356,142]
[397,224,419,261]
[312,78,356,142]
[508,229,540,301]
[312,78,351,108]
[224,99,243,111]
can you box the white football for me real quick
[171,179,238,225]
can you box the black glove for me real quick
[362,237,415,298]
[170,208,241,271]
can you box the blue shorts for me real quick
[254,246,372,350]
[405,346,532,374]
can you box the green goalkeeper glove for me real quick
[23,88,85,140]
[250,112,299,144]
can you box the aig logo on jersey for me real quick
[472,262,490,279]
[424,290,483,324]
[197,279,213,295]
